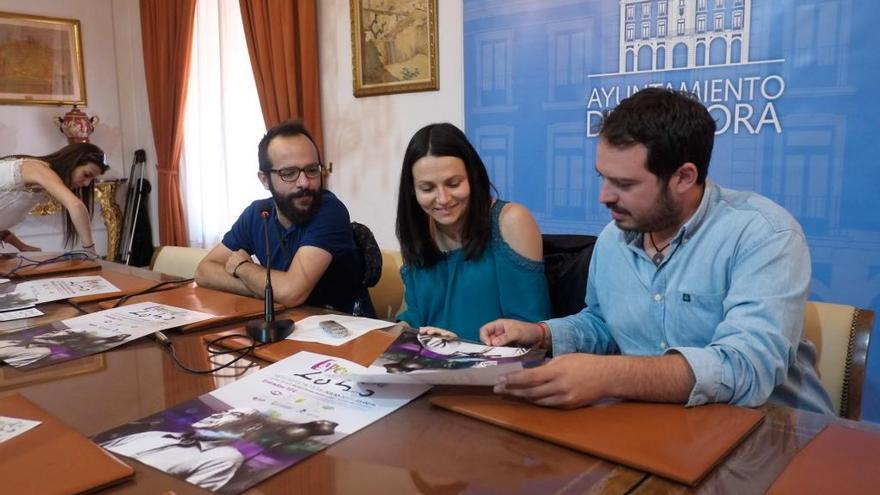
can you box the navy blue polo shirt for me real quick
[221,191,374,316]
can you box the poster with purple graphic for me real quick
[0,275,120,313]
[0,302,213,369]
[96,351,429,494]
[350,328,546,385]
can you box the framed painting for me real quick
[0,12,86,105]
[350,0,438,97]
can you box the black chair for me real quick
[542,234,597,318]
[351,222,383,288]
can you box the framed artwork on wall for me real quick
[349,0,438,97]
[0,12,86,105]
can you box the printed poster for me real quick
[350,328,546,385]
[0,302,213,369]
[0,275,120,313]
[0,415,41,444]
[0,308,43,322]
[96,351,429,494]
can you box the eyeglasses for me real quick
[266,163,323,182]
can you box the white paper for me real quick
[59,301,214,335]
[286,314,395,346]
[0,307,44,321]
[99,351,429,494]
[0,302,215,369]
[209,351,430,434]
[0,275,121,311]
[0,415,41,443]
[0,278,9,284]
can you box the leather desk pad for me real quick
[430,394,765,486]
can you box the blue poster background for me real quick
[464,0,880,421]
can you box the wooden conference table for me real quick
[1,261,878,494]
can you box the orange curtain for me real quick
[239,0,324,154]
[139,0,196,246]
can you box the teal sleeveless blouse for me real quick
[397,200,552,341]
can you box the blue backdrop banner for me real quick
[464,0,880,421]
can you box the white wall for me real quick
[0,0,157,255]
[318,0,465,249]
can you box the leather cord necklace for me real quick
[648,232,671,266]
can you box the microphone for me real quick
[245,207,294,343]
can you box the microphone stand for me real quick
[246,209,294,343]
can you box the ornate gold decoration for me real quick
[94,179,126,261]
[29,197,62,216]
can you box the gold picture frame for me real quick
[0,11,87,105]
[350,0,439,97]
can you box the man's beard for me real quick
[269,183,322,226]
[609,185,681,234]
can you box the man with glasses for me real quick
[195,120,374,316]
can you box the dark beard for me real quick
[269,184,322,226]
[614,185,681,234]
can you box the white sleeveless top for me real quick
[0,157,50,230]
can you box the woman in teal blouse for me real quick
[395,123,552,342]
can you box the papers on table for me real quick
[0,276,121,314]
[286,314,395,346]
[0,308,43,322]
[97,351,429,494]
[0,302,214,369]
[0,415,41,444]
[349,328,547,386]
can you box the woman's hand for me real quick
[82,244,98,259]
[418,326,459,340]
[480,319,544,347]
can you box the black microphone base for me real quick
[246,319,295,343]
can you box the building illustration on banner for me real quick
[615,0,754,73]
[588,0,783,140]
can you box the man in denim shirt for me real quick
[481,88,833,414]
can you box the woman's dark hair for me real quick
[3,143,108,247]
[396,123,495,267]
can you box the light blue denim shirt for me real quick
[547,180,833,414]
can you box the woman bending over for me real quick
[0,143,108,255]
